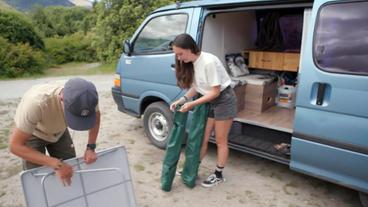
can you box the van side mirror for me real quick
[123,40,132,56]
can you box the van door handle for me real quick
[170,64,176,71]
[316,82,326,105]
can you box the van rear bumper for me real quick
[111,87,140,118]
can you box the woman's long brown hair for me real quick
[171,34,200,89]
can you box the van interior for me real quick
[201,7,306,163]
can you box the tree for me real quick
[93,0,181,62]
[30,6,91,37]
[0,11,44,49]
[30,6,54,37]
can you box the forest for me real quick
[0,0,185,78]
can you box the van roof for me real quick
[154,0,311,13]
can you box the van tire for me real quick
[143,102,173,149]
[360,192,368,207]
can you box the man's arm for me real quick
[9,128,73,186]
[84,111,100,164]
[9,128,60,168]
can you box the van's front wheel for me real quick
[143,102,173,149]
[360,192,368,207]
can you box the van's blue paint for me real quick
[155,0,287,13]
[292,0,368,194]
[112,0,368,195]
[294,108,368,150]
[291,138,368,194]
[118,8,196,114]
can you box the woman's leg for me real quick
[214,118,233,167]
[200,117,215,161]
[201,118,233,187]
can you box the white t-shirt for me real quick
[193,52,231,95]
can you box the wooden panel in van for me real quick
[245,50,299,72]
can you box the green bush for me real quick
[0,37,46,78]
[45,32,96,64]
[0,37,10,71]
[0,11,44,49]
[31,6,92,38]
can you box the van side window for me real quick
[133,14,188,54]
[314,1,368,75]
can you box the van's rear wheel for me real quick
[360,192,368,207]
[143,102,173,149]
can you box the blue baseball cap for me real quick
[63,78,98,130]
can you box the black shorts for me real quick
[208,86,237,120]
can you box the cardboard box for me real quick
[244,80,277,113]
[233,84,246,112]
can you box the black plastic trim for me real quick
[293,132,368,155]
[111,87,141,118]
[121,92,140,99]
[209,137,290,165]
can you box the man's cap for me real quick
[63,78,98,130]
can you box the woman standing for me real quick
[170,33,237,188]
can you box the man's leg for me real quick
[47,129,76,161]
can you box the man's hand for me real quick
[84,149,97,164]
[55,161,73,186]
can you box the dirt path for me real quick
[0,76,362,207]
[0,74,113,99]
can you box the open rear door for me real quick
[291,0,368,193]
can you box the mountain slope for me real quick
[3,0,74,11]
[0,0,15,11]
[69,0,92,8]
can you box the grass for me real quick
[0,136,8,150]
[0,110,12,150]
[0,62,116,80]
[134,163,145,172]
[40,62,116,77]
[283,181,299,195]
[0,127,9,150]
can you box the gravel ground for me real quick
[0,75,362,207]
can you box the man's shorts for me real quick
[22,129,76,170]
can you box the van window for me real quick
[133,14,188,54]
[314,1,368,75]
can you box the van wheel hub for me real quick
[148,112,169,142]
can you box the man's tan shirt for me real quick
[15,81,68,142]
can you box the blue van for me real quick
[112,0,368,205]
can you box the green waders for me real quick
[161,103,209,191]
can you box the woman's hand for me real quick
[170,97,186,111]
[179,101,195,112]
